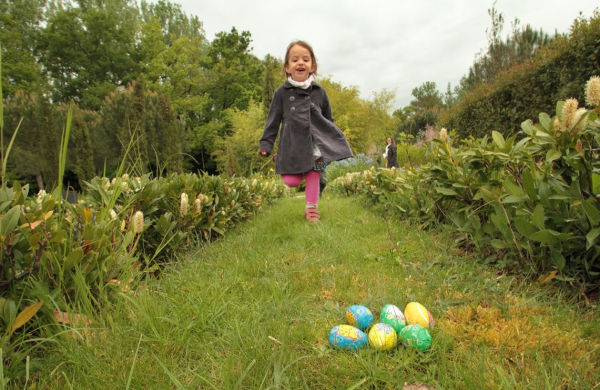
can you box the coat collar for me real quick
[283,79,321,90]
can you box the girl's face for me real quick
[387,138,392,144]
[285,45,315,82]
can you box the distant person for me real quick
[258,40,353,221]
[383,137,398,168]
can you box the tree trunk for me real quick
[36,172,44,191]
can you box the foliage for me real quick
[212,101,270,177]
[0,0,46,96]
[397,82,444,138]
[330,93,600,290]
[395,141,429,168]
[261,54,285,116]
[320,78,398,158]
[2,0,401,182]
[2,92,59,190]
[457,3,555,96]
[0,172,287,384]
[38,0,141,109]
[24,197,600,389]
[441,10,600,139]
[325,154,374,183]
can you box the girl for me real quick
[259,40,353,222]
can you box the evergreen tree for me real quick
[2,92,58,190]
[262,54,284,116]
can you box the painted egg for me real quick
[368,323,398,350]
[345,305,374,330]
[380,304,406,333]
[404,302,434,329]
[329,325,368,350]
[401,324,432,351]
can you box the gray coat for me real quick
[259,80,354,174]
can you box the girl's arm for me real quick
[259,89,283,154]
[321,91,335,122]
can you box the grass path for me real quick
[34,196,600,389]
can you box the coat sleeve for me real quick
[259,89,283,153]
[321,90,335,122]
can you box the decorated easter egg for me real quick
[404,302,434,329]
[329,325,368,350]
[368,323,398,350]
[345,305,374,330]
[401,324,432,351]
[380,304,407,333]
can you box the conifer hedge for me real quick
[440,11,600,139]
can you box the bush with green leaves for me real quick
[331,78,600,289]
[0,172,286,384]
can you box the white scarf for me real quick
[287,75,314,89]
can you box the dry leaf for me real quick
[539,270,557,284]
[53,310,92,326]
[84,208,92,224]
[29,220,43,229]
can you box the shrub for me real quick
[331,81,600,290]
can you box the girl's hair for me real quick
[283,40,318,78]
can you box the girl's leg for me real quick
[281,174,303,188]
[304,170,321,206]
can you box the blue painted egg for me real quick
[345,305,374,330]
[329,325,368,350]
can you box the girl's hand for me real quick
[259,150,270,157]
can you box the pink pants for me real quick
[281,170,320,205]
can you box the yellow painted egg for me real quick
[367,323,398,350]
[404,302,434,329]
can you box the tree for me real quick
[38,0,141,109]
[212,100,266,176]
[409,81,443,111]
[398,81,444,137]
[2,92,58,190]
[55,104,96,189]
[0,0,46,96]
[139,0,204,45]
[457,1,554,96]
[262,54,285,116]
[319,78,396,156]
[186,28,264,174]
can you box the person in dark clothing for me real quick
[383,137,398,168]
[258,40,353,222]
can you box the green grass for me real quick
[25,196,600,389]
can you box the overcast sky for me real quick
[171,0,598,109]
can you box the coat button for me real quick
[290,96,295,101]
[305,96,310,100]
[291,107,296,112]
